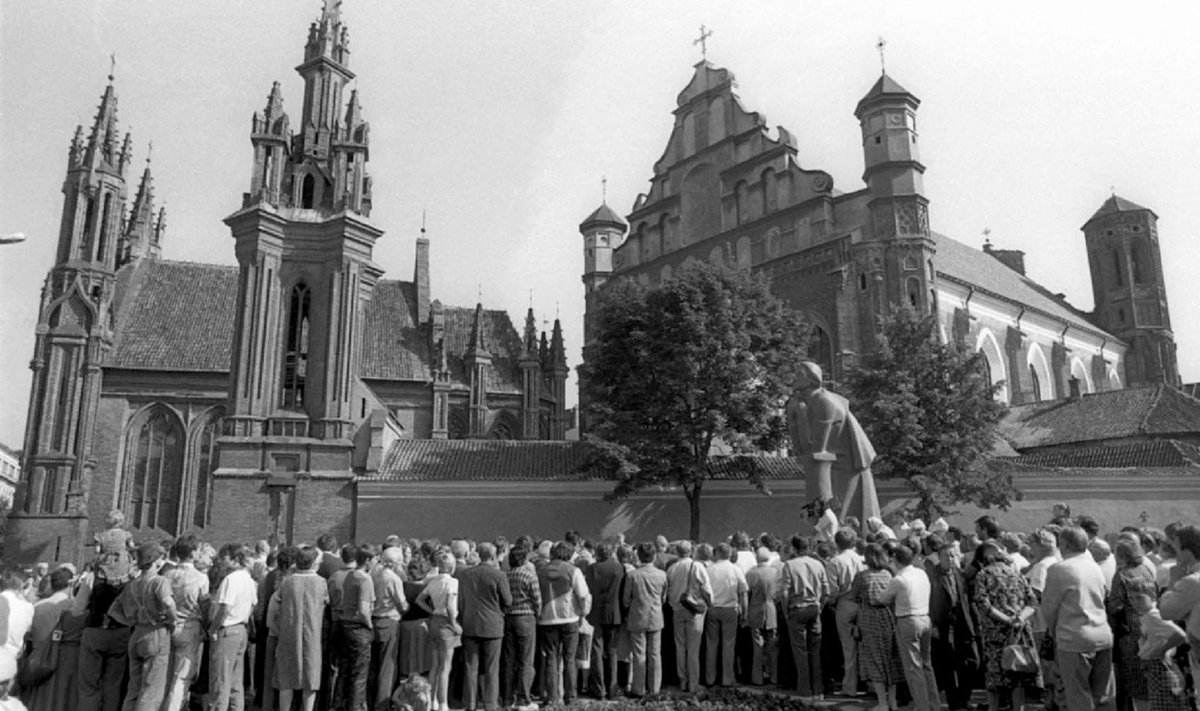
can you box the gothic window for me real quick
[766,228,781,259]
[907,277,922,308]
[734,181,749,226]
[79,196,95,259]
[762,170,777,213]
[301,173,316,209]
[979,354,993,390]
[1112,249,1124,286]
[96,193,113,262]
[448,408,468,439]
[281,283,311,409]
[125,407,185,534]
[190,410,223,529]
[488,411,518,440]
[1131,245,1145,284]
[1029,364,1042,402]
[810,326,834,380]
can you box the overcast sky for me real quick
[2,1,1199,449]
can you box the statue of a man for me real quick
[786,361,881,522]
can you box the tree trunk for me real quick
[686,483,702,541]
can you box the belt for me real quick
[895,613,929,619]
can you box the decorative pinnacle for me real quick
[876,37,887,75]
[694,25,713,60]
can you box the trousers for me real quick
[78,626,131,711]
[126,625,171,711]
[895,615,940,711]
[1057,647,1115,711]
[704,607,738,686]
[629,629,662,696]
[207,624,248,711]
[786,605,822,697]
[672,605,705,691]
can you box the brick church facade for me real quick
[579,63,1180,415]
[6,3,571,563]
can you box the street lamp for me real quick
[0,233,26,245]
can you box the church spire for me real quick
[81,77,133,177]
[550,318,568,369]
[118,150,163,267]
[523,307,539,354]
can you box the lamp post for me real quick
[0,233,26,245]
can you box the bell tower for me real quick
[852,70,936,349]
[10,74,134,561]
[1083,195,1178,386]
[217,0,383,545]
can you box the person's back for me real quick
[1043,550,1112,652]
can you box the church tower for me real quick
[218,0,383,545]
[11,75,134,559]
[852,72,936,351]
[1083,195,1178,386]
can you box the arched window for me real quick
[1029,364,1042,402]
[734,180,749,226]
[79,196,96,259]
[190,410,223,529]
[448,408,468,439]
[96,192,113,262]
[810,325,834,380]
[488,411,519,440]
[125,407,185,534]
[301,173,316,209]
[281,283,311,409]
[1131,244,1145,284]
[1112,249,1124,286]
[979,353,993,389]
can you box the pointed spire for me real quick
[69,124,85,166]
[87,78,121,169]
[468,302,490,356]
[550,319,567,368]
[118,149,162,267]
[539,331,550,367]
[523,308,539,354]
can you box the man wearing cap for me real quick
[109,541,178,711]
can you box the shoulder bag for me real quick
[679,560,708,615]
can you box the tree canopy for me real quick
[844,306,1015,520]
[579,261,808,540]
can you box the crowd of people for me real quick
[1,505,1199,711]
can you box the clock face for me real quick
[889,114,903,125]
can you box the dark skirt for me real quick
[857,605,903,686]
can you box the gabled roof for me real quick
[443,307,524,394]
[360,280,429,381]
[110,260,238,371]
[1084,194,1155,226]
[1014,439,1200,469]
[932,232,1110,338]
[1000,384,1200,450]
[368,438,805,483]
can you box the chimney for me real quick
[1068,376,1081,400]
[414,236,431,324]
[983,242,1026,276]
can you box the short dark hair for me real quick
[863,543,889,570]
[355,544,378,566]
[616,544,634,565]
[636,542,655,564]
[1176,525,1200,559]
[477,542,496,563]
[594,542,612,562]
[316,533,338,552]
[731,531,751,549]
[340,543,357,564]
[276,546,298,571]
[1076,515,1101,539]
[295,546,319,571]
[509,546,529,568]
[49,567,73,591]
[790,534,811,554]
[552,541,574,562]
[714,542,732,561]
[892,544,915,567]
[172,536,197,562]
[222,543,251,568]
[975,515,1001,540]
[834,530,856,551]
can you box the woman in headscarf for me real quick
[1107,537,1156,711]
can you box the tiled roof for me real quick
[1000,385,1200,449]
[932,232,1109,338]
[369,438,806,482]
[443,307,524,394]
[1014,439,1200,469]
[580,203,626,231]
[110,260,239,371]
[1085,194,1153,226]
[360,280,430,381]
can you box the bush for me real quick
[539,687,813,710]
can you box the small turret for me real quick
[580,200,627,345]
[118,154,164,268]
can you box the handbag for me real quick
[19,613,63,687]
[1001,623,1039,674]
[679,561,708,615]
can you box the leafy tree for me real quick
[843,306,1015,520]
[579,261,808,540]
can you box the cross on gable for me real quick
[694,25,713,60]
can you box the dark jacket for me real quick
[586,558,626,627]
[457,563,512,638]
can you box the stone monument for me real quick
[786,361,881,522]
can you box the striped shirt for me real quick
[506,562,542,617]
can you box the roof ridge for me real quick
[1138,384,1165,435]
[153,258,238,269]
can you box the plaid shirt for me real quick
[506,562,542,617]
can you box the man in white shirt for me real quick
[704,543,747,687]
[665,541,712,693]
[207,544,258,711]
[880,544,940,711]
[825,529,865,697]
[1158,525,1200,711]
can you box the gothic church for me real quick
[579,62,1180,414]
[7,3,571,562]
